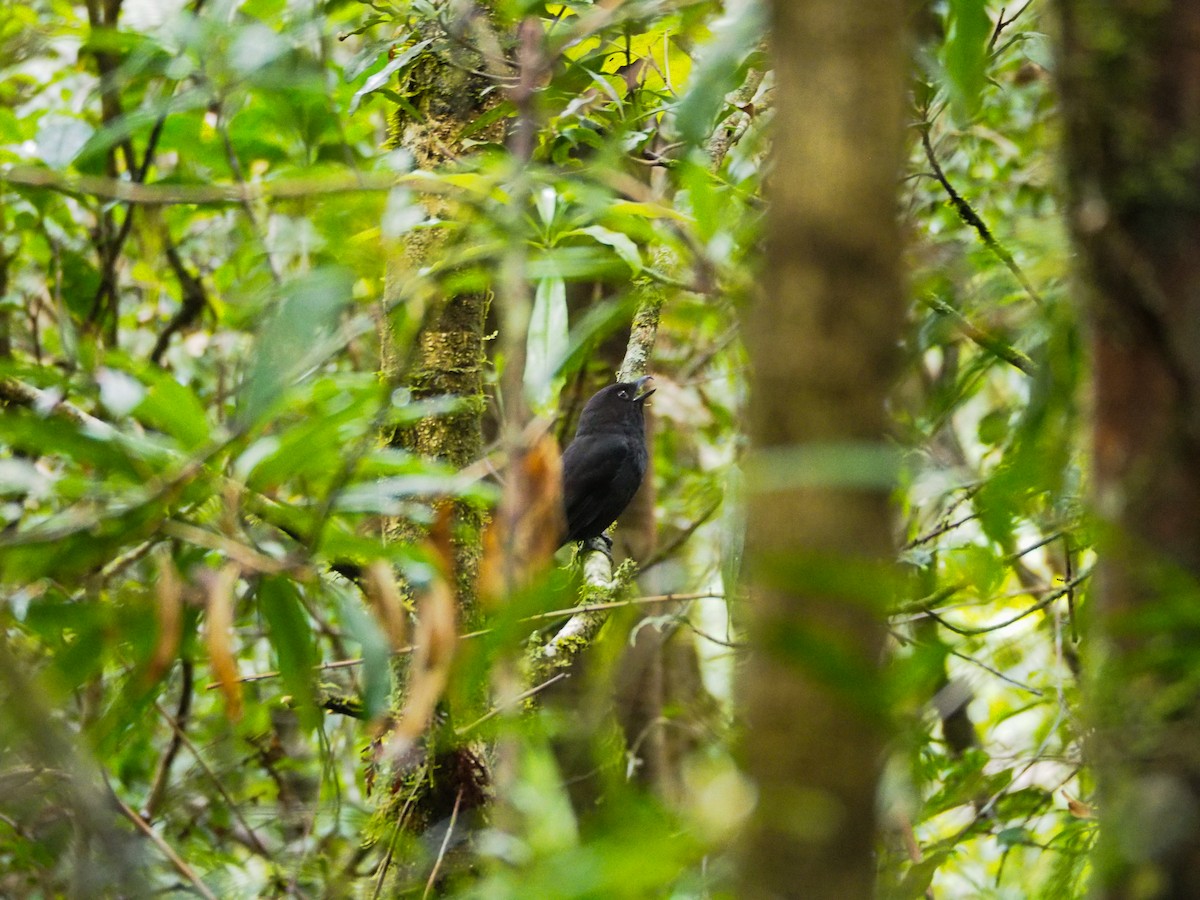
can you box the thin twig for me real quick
[919,295,1035,375]
[142,661,194,821]
[1,166,402,205]
[923,567,1093,637]
[422,788,463,900]
[455,672,569,736]
[111,791,219,900]
[640,499,722,572]
[215,592,723,688]
[948,648,1043,695]
[988,2,1033,53]
[151,701,272,857]
[903,511,979,550]
[920,127,1044,305]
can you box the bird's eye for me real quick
[618,390,629,399]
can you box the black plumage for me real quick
[559,375,655,546]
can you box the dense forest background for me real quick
[2,0,1198,897]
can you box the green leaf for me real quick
[349,38,433,112]
[888,851,952,900]
[673,5,765,147]
[977,407,1010,446]
[997,825,1032,847]
[0,412,144,482]
[679,157,721,242]
[135,371,211,450]
[259,576,320,732]
[943,0,992,120]
[237,268,354,427]
[24,599,108,694]
[524,276,569,415]
[334,584,391,720]
[575,226,642,274]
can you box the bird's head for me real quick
[617,374,655,404]
[573,375,655,434]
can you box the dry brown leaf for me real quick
[478,429,563,607]
[364,559,409,650]
[477,520,504,605]
[1063,790,1094,818]
[519,431,565,565]
[145,547,183,685]
[382,571,458,764]
[428,502,457,581]
[204,563,243,721]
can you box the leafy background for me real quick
[0,0,1092,897]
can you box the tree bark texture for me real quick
[1057,3,1200,896]
[381,34,501,623]
[739,2,906,898]
[368,31,499,875]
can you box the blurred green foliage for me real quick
[0,0,1092,897]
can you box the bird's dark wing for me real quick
[560,432,639,543]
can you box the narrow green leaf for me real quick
[524,276,569,415]
[259,576,320,732]
[349,39,433,112]
[334,585,391,720]
[673,6,765,147]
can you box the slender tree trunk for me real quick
[368,29,501,878]
[1057,3,1200,896]
[739,2,907,897]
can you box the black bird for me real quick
[560,375,655,548]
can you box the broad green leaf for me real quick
[0,413,145,482]
[943,0,992,120]
[574,226,642,273]
[237,268,354,427]
[135,371,211,450]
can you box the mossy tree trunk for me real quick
[738,1,906,896]
[1057,3,1200,895]
[381,42,500,620]
[368,28,501,872]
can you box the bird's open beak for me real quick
[633,374,655,403]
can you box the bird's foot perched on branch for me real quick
[582,534,613,562]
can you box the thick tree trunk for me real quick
[1057,3,1200,896]
[738,2,906,897]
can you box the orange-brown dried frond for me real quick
[428,501,457,582]
[381,576,458,763]
[477,429,564,608]
[203,562,243,721]
[519,430,566,565]
[478,519,505,607]
[1064,791,1095,819]
[146,547,183,685]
